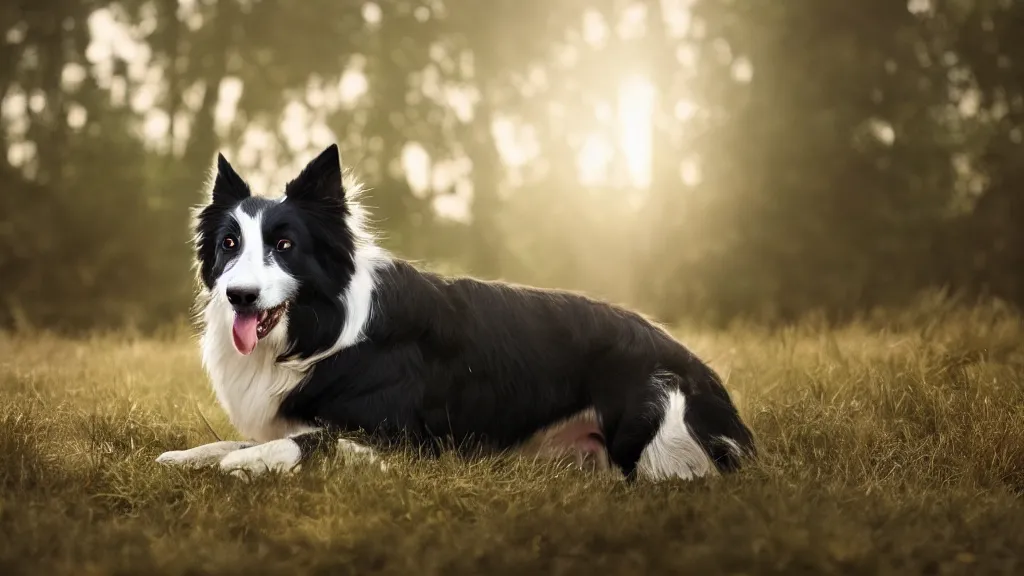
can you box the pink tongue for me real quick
[232,313,259,355]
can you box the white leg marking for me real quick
[218,438,302,478]
[156,440,256,468]
[637,373,714,481]
[215,437,386,479]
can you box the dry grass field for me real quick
[2,297,1024,575]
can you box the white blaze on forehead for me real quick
[216,205,298,310]
[228,206,265,281]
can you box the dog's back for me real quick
[315,259,757,480]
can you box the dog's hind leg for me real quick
[632,367,754,482]
[156,440,256,468]
[633,370,717,481]
[217,429,380,478]
[590,360,753,482]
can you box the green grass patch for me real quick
[1,301,1023,574]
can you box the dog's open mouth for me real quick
[256,304,287,338]
[231,303,288,356]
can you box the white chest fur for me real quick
[200,299,312,443]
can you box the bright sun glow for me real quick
[577,76,656,188]
[617,77,655,188]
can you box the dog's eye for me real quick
[276,239,293,252]
[222,236,238,250]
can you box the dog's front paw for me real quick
[155,448,192,467]
[156,450,198,467]
[156,441,255,469]
[218,439,301,479]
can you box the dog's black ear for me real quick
[210,153,251,205]
[285,144,344,204]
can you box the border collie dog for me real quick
[156,144,755,481]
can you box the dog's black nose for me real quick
[226,287,259,307]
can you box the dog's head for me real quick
[193,144,362,357]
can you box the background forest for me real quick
[1,0,1022,330]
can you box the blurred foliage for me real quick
[0,0,1022,332]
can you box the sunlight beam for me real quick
[617,76,655,188]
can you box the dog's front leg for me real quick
[217,429,380,479]
[156,440,256,468]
